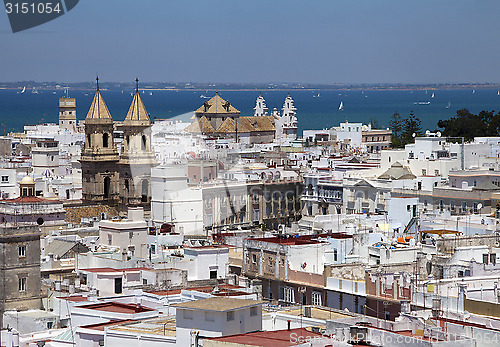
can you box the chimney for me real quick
[128,207,144,221]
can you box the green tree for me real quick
[369,117,381,129]
[389,112,403,147]
[437,109,497,141]
[401,112,423,145]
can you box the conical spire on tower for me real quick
[124,78,151,125]
[85,76,113,122]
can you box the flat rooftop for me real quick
[174,297,265,312]
[109,317,177,337]
[78,302,155,314]
[205,328,322,347]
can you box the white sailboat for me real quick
[20,86,26,94]
[431,93,435,98]
[339,101,344,111]
[446,101,451,109]
[149,91,153,96]
[497,90,499,96]
[472,89,476,94]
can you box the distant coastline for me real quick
[1,82,500,92]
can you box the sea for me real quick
[1,88,500,135]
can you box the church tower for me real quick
[80,77,120,205]
[119,78,158,207]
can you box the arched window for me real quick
[87,134,91,148]
[126,136,130,149]
[141,135,147,151]
[103,133,109,148]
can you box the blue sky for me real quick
[1,0,500,84]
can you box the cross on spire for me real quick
[96,75,99,91]
[135,77,139,94]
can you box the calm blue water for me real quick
[1,88,500,135]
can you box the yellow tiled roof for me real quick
[214,116,276,134]
[247,116,275,132]
[194,93,240,115]
[184,116,215,134]
[124,91,150,124]
[86,91,112,120]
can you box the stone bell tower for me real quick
[118,78,158,207]
[80,77,120,205]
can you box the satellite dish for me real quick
[478,203,483,210]
[425,130,430,136]
[412,133,416,138]
[437,131,442,137]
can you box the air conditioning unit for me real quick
[349,326,368,344]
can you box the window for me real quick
[473,203,478,214]
[1,176,8,182]
[422,169,426,176]
[450,201,455,211]
[483,253,489,264]
[143,279,147,285]
[284,286,294,303]
[205,311,215,322]
[183,310,193,320]
[435,169,439,176]
[108,234,112,245]
[250,306,257,317]
[210,270,217,279]
[252,254,257,264]
[491,253,497,265]
[312,291,322,306]
[18,245,26,258]
[461,202,467,213]
[47,321,53,329]
[333,249,338,262]
[227,311,234,321]
[103,133,109,147]
[18,277,26,292]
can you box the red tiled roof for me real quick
[146,289,182,296]
[205,328,322,347]
[81,319,137,331]
[57,295,88,302]
[78,302,154,314]
[248,234,329,245]
[2,196,59,203]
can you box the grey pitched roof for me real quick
[44,239,88,258]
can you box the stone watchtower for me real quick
[118,79,158,207]
[58,97,77,132]
[80,77,120,205]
